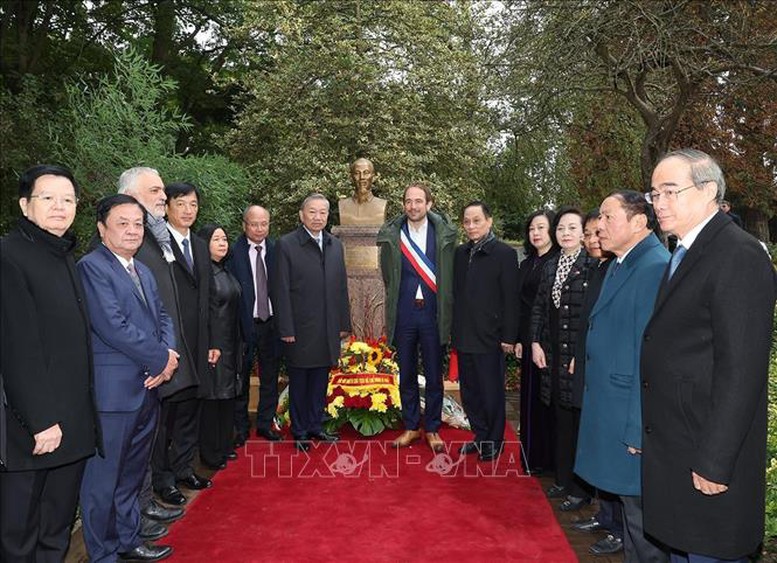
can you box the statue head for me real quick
[350,158,375,203]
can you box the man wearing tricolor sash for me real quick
[377,183,457,452]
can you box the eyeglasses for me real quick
[644,181,711,205]
[244,221,269,229]
[29,194,78,207]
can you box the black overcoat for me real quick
[270,227,351,368]
[134,234,199,398]
[202,261,242,400]
[452,237,520,353]
[0,218,100,470]
[530,249,595,408]
[641,212,777,559]
[167,230,213,399]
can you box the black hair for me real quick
[608,190,658,231]
[551,205,584,233]
[197,223,230,263]
[522,209,558,257]
[584,208,600,225]
[165,182,200,202]
[18,164,80,199]
[96,194,147,225]
[461,200,492,220]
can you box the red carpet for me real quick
[165,426,575,561]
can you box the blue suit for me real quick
[77,244,174,562]
[575,233,669,496]
[394,221,444,432]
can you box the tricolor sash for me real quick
[399,223,437,293]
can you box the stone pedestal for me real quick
[332,225,385,340]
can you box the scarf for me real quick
[552,248,581,308]
[146,214,173,256]
[469,230,496,263]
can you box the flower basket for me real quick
[324,336,402,437]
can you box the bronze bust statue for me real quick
[338,158,387,226]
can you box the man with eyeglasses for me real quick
[226,205,283,445]
[1,165,99,561]
[641,149,776,563]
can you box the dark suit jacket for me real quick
[271,226,351,368]
[77,244,175,412]
[452,237,520,353]
[0,218,100,470]
[225,234,277,342]
[135,234,197,398]
[168,230,213,398]
[641,212,777,558]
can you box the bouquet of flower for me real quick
[324,336,402,436]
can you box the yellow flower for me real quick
[350,342,371,354]
[327,395,345,418]
[367,348,383,366]
[370,393,388,413]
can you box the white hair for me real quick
[117,167,160,194]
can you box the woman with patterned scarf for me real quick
[530,206,597,512]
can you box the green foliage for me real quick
[226,0,492,234]
[0,75,62,233]
[40,47,251,246]
[765,309,777,539]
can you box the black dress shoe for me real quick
[559,495,592,512]
[118,543,173,561]
[256,428,282,441]
[177,473,212,490]
[139,518,168,541]
[459,442,479,455]
[156,486,186,506]
[227,451,238,461]
[570,516,605,533]
[589,534,624,555]
[546,483,567,498]
[233,434,247,448]
[202,460,227,470]
[141,500,183,523]
[295,440,311,452]
[478,442,503,461]
[309,430,339,442]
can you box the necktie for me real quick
[127,262,147,306]
[668,244,687,280]
[316,236,323,251]
[182,238,194,272]
[254,245,270,321]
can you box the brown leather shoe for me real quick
[392,429,421,448]
[426,432,444,453]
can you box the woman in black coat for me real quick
[530,206,596,511]
[515,209,558,474]
[0,165,99,560]
[197,224,243,469]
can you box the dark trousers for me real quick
[0,458,86,563]
[621,495,669,563]
[458,350,506,449]
[395,304,443,432]
[199,398,236,466]
[151,396,200,490]
[554,404,589,498]
[287,366,329,438]
[519,345,554,473]
[596,491,624,539]
[235,317,280,437]
[80,393,159,562]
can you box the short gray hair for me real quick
[117,167,160,194]
[300,193,330,211]
[658,149,726,202]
